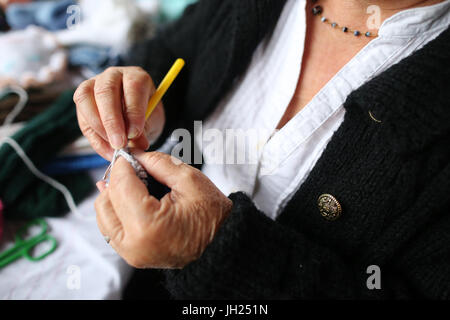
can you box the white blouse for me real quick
[195,0,450,219]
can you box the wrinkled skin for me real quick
[75,66,233,268]
[73,66,165,161]
[95,151,232,268]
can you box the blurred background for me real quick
[0,0,197,123]
[0,0,196,300]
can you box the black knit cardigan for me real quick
[126,0,450,299]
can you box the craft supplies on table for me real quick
[0,168,132,299]
[0,89,94,220]
[0,218,57,269]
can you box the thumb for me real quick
[133,151,189,190]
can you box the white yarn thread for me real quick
[0,137,84,218]
[1,85,28,126]
[102,147,148,186]
[0,86,92,221]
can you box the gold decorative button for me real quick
[318,194,342,221]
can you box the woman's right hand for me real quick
[73,66,166,160]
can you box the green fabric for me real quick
[0,89,94,220]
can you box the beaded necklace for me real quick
[311,0,378,38]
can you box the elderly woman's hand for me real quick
[94,151,233,269]
[73,67,165,161]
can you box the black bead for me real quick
[312,5,323,15]
[342,27,348,32]
[354,30,361,36]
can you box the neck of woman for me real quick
[317,0,444,35]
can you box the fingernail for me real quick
[96,181,106,192]
[128,126,141,140]
[110,134,124,149]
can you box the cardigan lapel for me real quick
[344,26,450,155]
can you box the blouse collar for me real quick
[379,0,450,38]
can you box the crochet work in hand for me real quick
[102,147,148,187]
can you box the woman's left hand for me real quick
[95,151,233,269]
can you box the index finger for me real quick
[94,68,127,149]
[122,68,153,140]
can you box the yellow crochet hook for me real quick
[145,58,185,121]
[102,59,185,183]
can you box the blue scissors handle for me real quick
[0,219,58,268]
